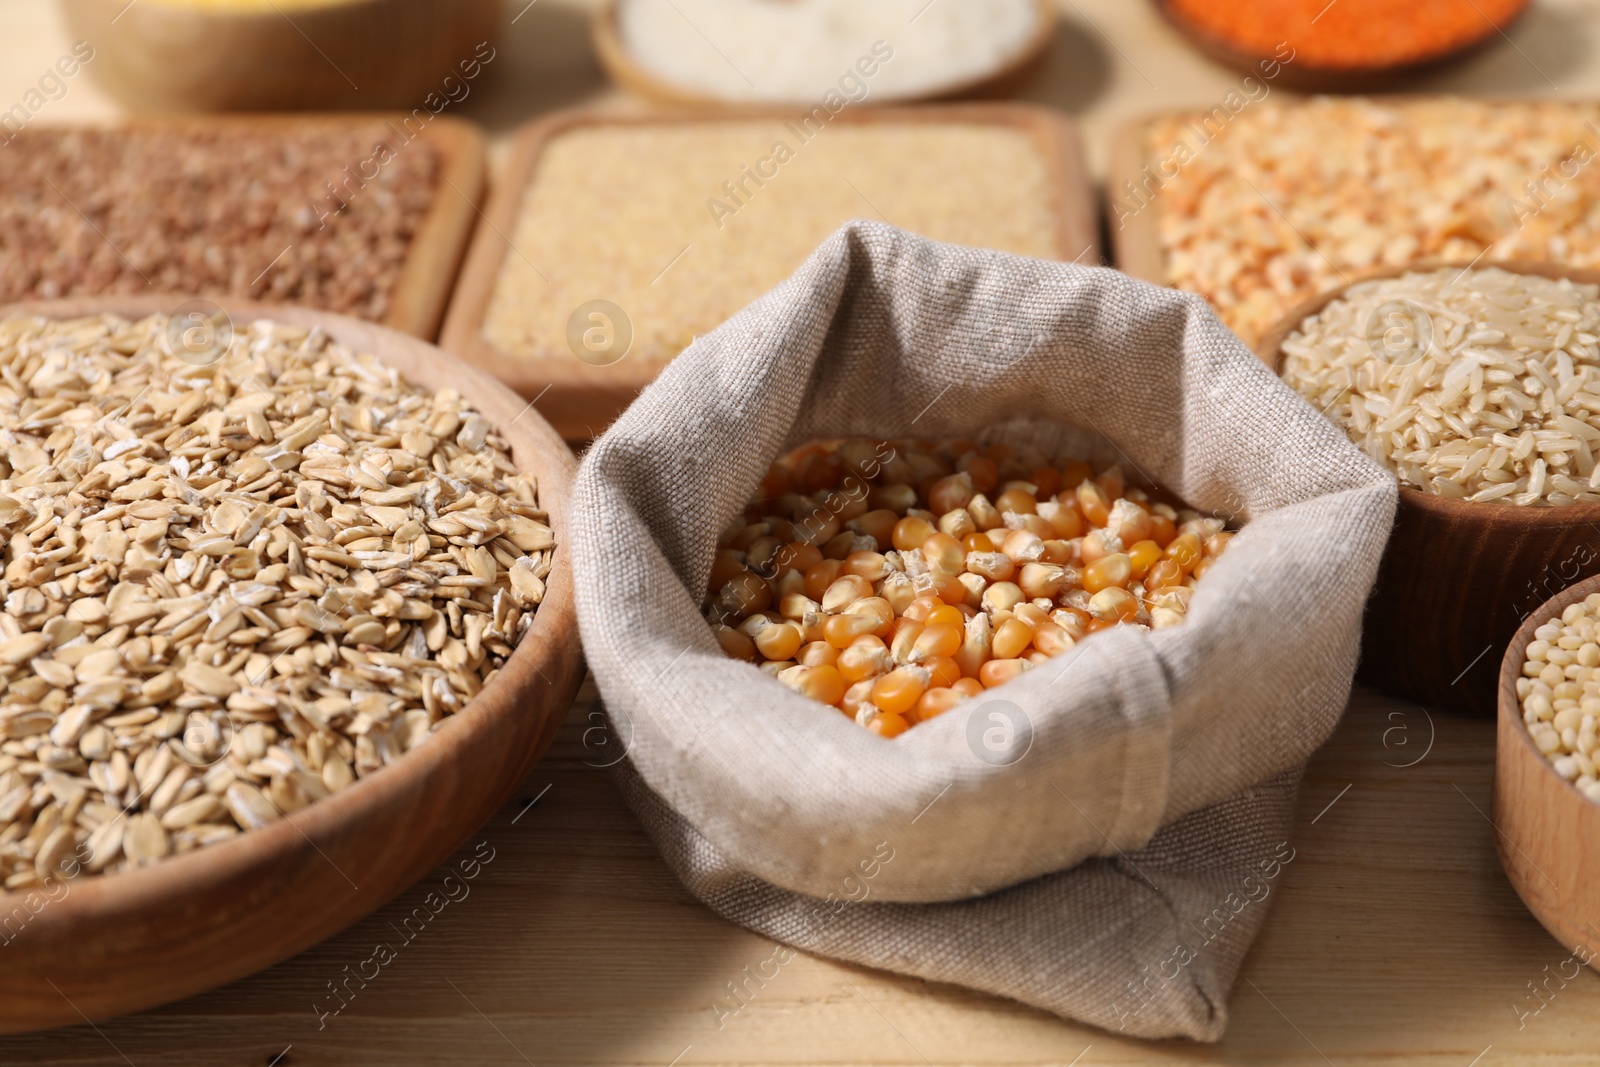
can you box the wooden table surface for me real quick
[5,0,1600,1062]
[0,682,1590,1066]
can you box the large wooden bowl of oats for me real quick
[1258,261,1600,715]
[0,297,582,1032]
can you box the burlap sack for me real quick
[570,221,1396,1040]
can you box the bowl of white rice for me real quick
[591,0,1056,106]
[1262,262,1600,713]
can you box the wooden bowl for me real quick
[59,0,501,112]
[1496,572,1600,965]
[1257,261,1600,715]
[438,104,1098,441]
[590,0,1056,107]
[1155,0,1531,93]
[0,296,584,1034]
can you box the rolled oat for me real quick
[0,312,550,888]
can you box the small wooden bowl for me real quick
[0,296,584,1034]
[1155,0,1531,93]
[1257,261,1600,715]
[60,0,501,112]
[590,0,1056,107]
[1496,572,1600,965]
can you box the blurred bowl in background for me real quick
[60,0,502,112]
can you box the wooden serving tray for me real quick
[1107,100,1581,348]
[1106,113,1176,296]
[439,104,1098,441]
[590,0,1057,107]
[6,115,485,341]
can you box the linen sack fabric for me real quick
[569,221,1396,1040]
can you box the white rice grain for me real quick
[1282,267,1600,506]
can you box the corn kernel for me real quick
[992,618,1034,660]
[713,439,1225,732]
[1083,553,1132,593]
[873,666,930,715]
[979,658,1029,688]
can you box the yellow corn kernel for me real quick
[915,686,966,721]
[992,618,1034,660]
[715,625,756,661]
[824,612,880,648]
[928,472,975,514]
[994,487,1038,516]
[890,618,925,664]
[867,709,911,738]
[840,679,876,716]
[1088,587,1139,622]
[798,641,838,667]
[1018,562,1066,600]
[821,574,873,612]
[966,551,1016,582]
[1165,532,1203,573]
[967,493,1002,531]
[979,658,1029,688]
[872,666,930,716]
[925,655,963,688]
[793,664,846,705]
[1079,528,1121,565]
[838,638,892,682]
[842,550,891,581]
[754,620,804,661]
[1032,621,1074,655]
[1083,553,1132,593]
[938,507,976,542]
[892,516,936,552]
[779,593,820,620]
[981,581,1024,614]
[1000,529,1045,562]
[955,572,987,607]
[1013,603,1051,629]
[922,531,966,577]
[954,613,993,678]
[877,570,916,614]
[1077,480,1111,526]
[1126,539,1162,580]
[914,621,963,661]
[821,531,858,560]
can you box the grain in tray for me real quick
[708,438,1229,737]
[481,122,1061,366]
[0,125,438,320]
[1141,98,1600,347]
[0,312,551,887]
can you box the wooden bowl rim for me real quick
[1154,0,1531,81]
[0,295,580,919]
[589,0,1058,108]
[1498,572,1600,808]
[1256,258,1600,526]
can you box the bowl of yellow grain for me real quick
[60,0,501,112]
